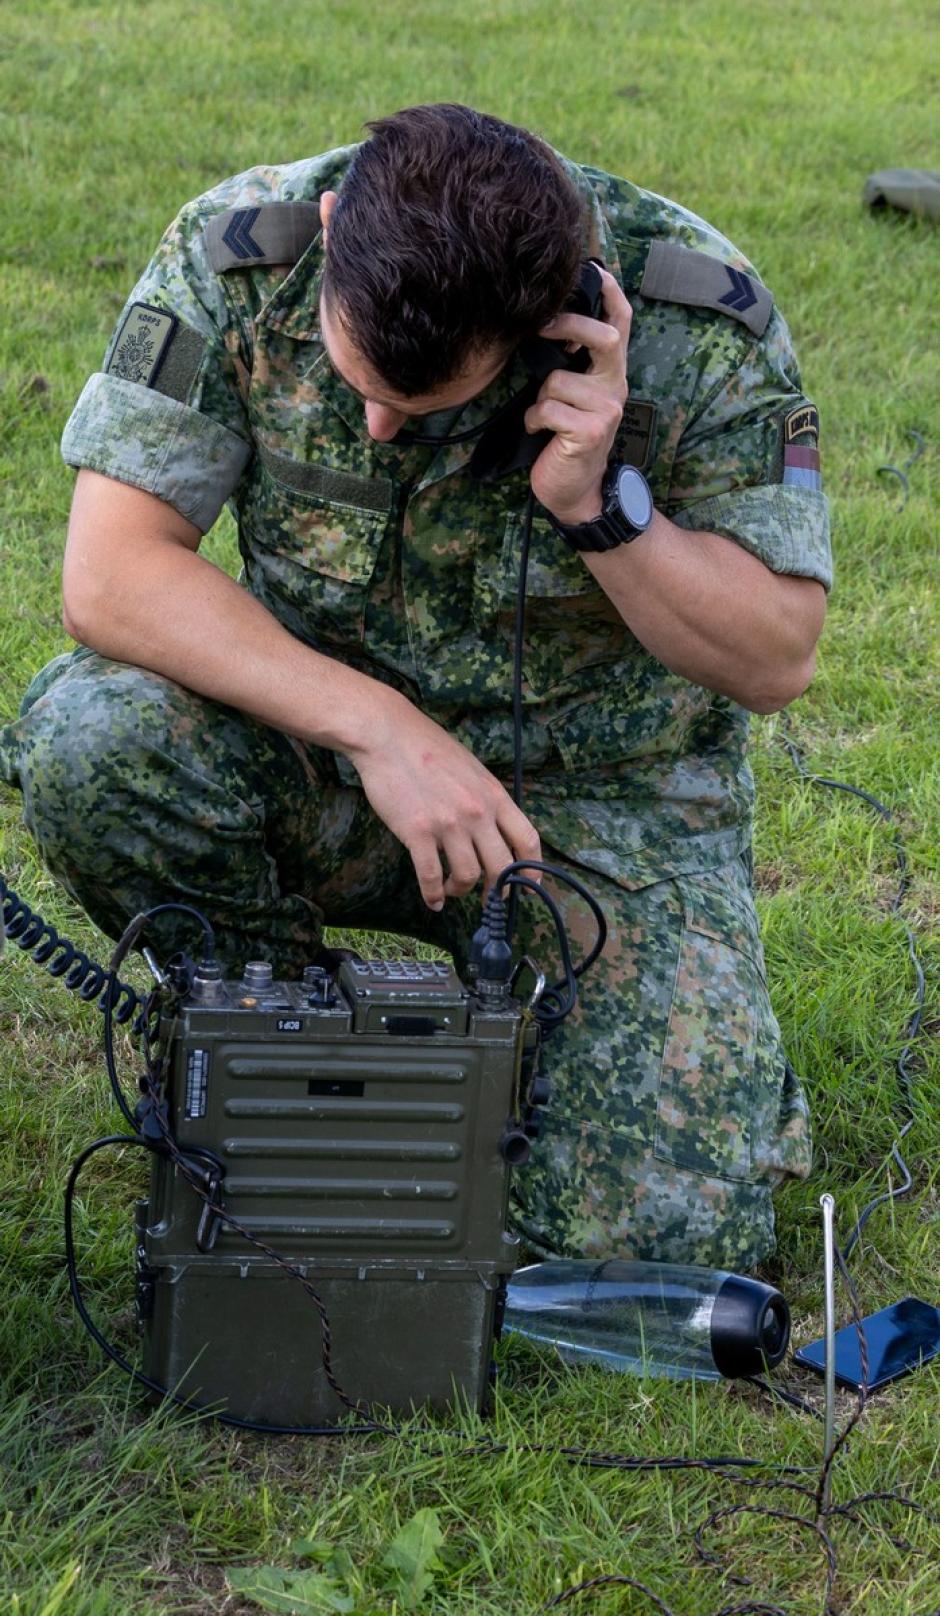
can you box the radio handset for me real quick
[469,259,605,483]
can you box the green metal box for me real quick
[139,958,529,1424]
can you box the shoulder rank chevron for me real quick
[204,201,321,273]
[639,240,774,338]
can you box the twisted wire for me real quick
[0,873,144,1026]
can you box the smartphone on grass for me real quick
[793,1296,940,1392]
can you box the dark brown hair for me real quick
[322,104,586,396]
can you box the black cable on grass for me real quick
[875,428,926,510]
[695,1505,838,1599]
[536,1218,933,1616]
[778,716,927,1261]
[542,1578,677,1613]
[742,1375,825,1421]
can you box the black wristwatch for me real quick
[547,463,655,552]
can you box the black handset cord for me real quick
[507,490,535,941]
[1,870,145,1032]
[396,391,526,447]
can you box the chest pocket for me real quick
[239,443,394,649]
[487,509,630,697]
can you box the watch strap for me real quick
[546,508,631,551]
[546,464,652,552]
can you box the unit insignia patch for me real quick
[107,303,178,387]
[784,405,820,445]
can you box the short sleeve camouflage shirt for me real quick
[61,145,831,890]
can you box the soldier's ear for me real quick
[319,190,338,245]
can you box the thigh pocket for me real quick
[654,870,769,1184]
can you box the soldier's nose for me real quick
[365,402,409,441]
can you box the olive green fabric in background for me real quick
[863,168,940,219]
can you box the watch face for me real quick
[614,465,654,530]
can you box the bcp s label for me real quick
[185,1048,210,1119]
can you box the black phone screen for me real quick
[793,1296,940,1391]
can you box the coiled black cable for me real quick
[0,871,144,1026]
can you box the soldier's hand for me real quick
[343,692,541,910]
[525,267,632,526]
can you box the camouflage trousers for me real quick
[0,647,811,1268]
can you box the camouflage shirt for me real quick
[61,146,831,890]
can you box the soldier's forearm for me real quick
[582,510,827,713]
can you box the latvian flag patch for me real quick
[783,443,822,491]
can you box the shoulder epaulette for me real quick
[639,240,773,338]
[204,201,321,273]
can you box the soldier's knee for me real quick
[17,653,180,805]
[10,656,218,872]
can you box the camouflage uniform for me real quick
[0,145,830,1266]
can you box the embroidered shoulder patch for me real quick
[107,303,178,386]
[784,404,820,444]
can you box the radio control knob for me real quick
[242,960,274,991]
[303,964,334,1006]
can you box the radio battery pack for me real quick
[138,956,540,1425]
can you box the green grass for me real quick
[1,1,938,1611]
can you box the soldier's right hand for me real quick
[343,692,541,910]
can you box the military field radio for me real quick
[2,864,605,1429]
[136,944,543,1425]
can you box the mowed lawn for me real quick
[1,2,938,1612]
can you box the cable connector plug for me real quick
[134,1088,171,1147]
[472,887,513,1006]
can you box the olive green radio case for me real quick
[138,956,538,1425]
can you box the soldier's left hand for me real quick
[524,268,631,526]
